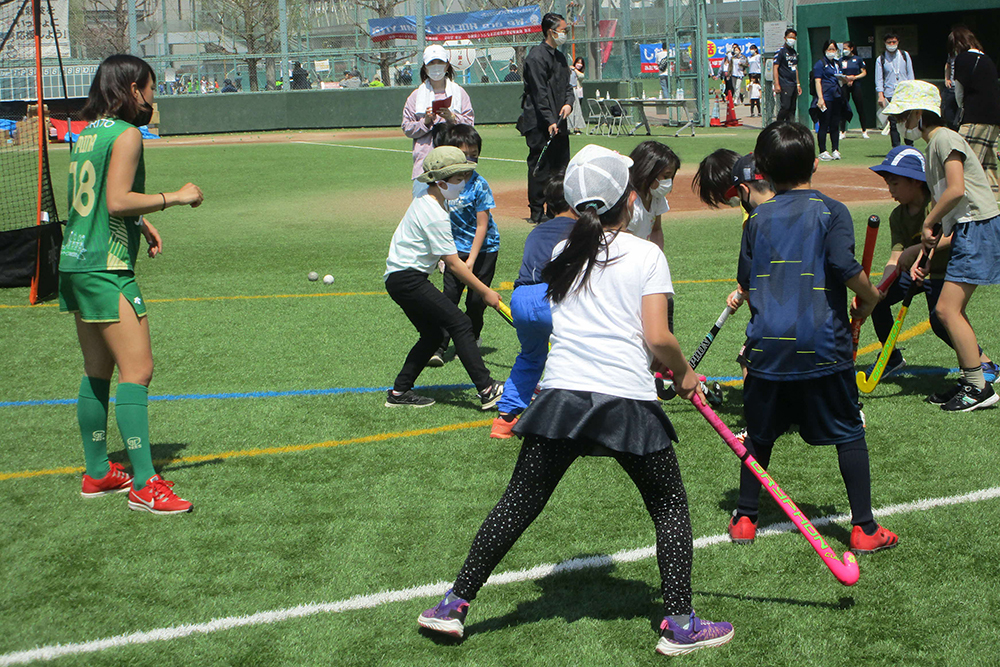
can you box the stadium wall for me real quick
[796,0,1000,129]
[156,81,632,136]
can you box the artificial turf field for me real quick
[1,125,998,666]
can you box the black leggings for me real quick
[453,436,694,616]
[817,103,841,152]
[736,436,876,530]
[440,250,498,350]
[840,84,867,132]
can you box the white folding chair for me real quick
[586,98,608,135]
[603,99,631,136]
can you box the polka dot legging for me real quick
[452,435,694,616]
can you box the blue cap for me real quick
[869,146,927,182]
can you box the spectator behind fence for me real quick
[291,62,312,90]
[221,79,237,93]
[949,25,1000,197]
[402,44,474,196]
[504,62,521,82]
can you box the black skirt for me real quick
[513,389,678,457]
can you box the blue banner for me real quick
[369,5,542,42]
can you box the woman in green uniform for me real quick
[60,54,203,514]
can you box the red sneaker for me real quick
[850,525,898,554]
[490,415,518,439]
[728,513,756,544]
[128,475,193,514]
[81,461,133,498]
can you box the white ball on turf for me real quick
[307,271,319,281]
[323,274,335,285]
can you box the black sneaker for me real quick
[426,349,445,368]
[940,380,999,412]
[926,382,965,405]
[478,381,504,410]
[385,390,435,408]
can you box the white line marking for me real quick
[292,140,523,163]
[3,486,998,665]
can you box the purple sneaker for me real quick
[417,589,469,638]
[655,611,734,656]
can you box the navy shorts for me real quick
[945,216,1000,285]
[743,369,864,446]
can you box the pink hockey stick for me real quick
[691,393,860,586]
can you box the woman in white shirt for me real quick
[417,145,734,656]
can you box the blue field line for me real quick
[0,383,476,408]
[0,367,962,408]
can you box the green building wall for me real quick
[796,0,1000,129]
[156,80,632,136]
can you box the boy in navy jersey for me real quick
[728,121,898,555]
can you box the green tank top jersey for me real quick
[59,118,146,273]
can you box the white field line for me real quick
[292,140,523,163]
[2,486,998,665]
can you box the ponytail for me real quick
[543,187,633,303]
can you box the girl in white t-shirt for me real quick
[383,146,504,409]
[418,145,734,656]
[626,140,679,250]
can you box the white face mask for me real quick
[426,64,447,82]
[785,38,796,49]
[438,179,466,200]
[552,31,568,47]
[826,51,837,61]
[651,178,673,197]
[843,48,852,57]
[886,44,898,53]
[897,115,924,141]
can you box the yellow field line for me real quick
[0,419,491,482]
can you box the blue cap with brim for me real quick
[869,146,927,183]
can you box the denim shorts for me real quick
[945,216,1000,285]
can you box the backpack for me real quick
[658,55,670,73]
[879,50,912,89]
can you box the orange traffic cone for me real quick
[724,91,741,127]
[710,93,722,127]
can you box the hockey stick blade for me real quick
[691,393,860,586]
[496,300,514,327]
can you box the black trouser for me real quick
[942,85,961,130]
[885,95,914,148]
[440,250,498,351]
[749,99,761,115]
[525,122,571,220]
[817,102,841,152]
[452,436,694,616]
[384,269,493,393]
[840,83,867,132]
[776,84,798,122]
[736,436,876,530]
[870,274,952,359]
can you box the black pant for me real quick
[384,269,493,393]
[870,274,952,357]
[749,99,761,115]
[942,85,961,130]
[526,123,571,220]
[817,102,841,152]
[452,436,694,616]
[885,95,914,148]
[440,250,498,350]
[840,83,867,132]
[777,84,798,122]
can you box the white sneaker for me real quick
[862,130,870,139]
[818,151,835,161]
[832,150,842,160]
[839,132,847,141]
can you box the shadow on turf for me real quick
[693,589,854,611]
[716,488,853,546]
[111,442,224,474]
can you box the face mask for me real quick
[131,92,153,127]
[886,44,898,53]
[438,179,466,200]
[552,31,568,47]
[785,38,796,49]
[826,51,837,61]
[426,64,447,81]
[651,178,673,197]
[843,48,852,57]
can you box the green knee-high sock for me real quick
[78,376,111,478]
[115,383,156,489]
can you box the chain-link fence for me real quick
[2,1,792,101]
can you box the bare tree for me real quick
[336,0,414,86]
[203,0,283,91]
[76,0,159,59]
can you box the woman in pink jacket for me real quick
[402,44,474,196]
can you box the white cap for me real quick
[423,44,449,65]
[563,145,634,214]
